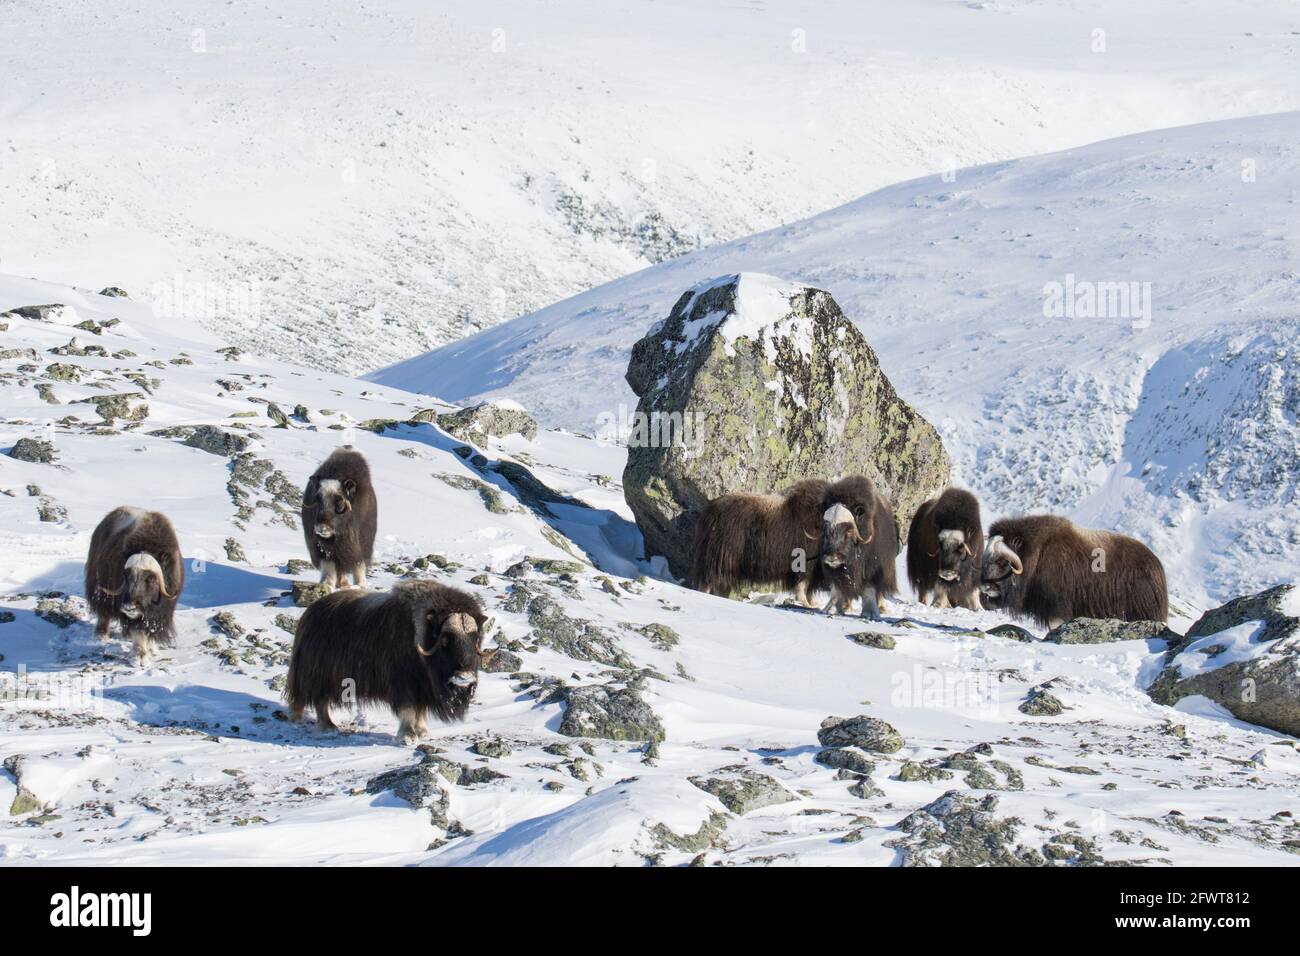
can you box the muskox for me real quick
[907,487,984,611]
[690,479,829,606]
[84,507,184,663]
[817,476,899,620]
[301,447,377,590]
[981,515,1168,628]
[286,580,489,743]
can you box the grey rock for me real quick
[183,425,251,456]
[622,274,950,578]
[689,769,796,815]
[886,791,1043,867]
[817,715,904,754]
[986,623,1037,642]
[7,438,57,464]
[366,763,451,828]
[480,647,522,673]
[440,401,538,443]
[559,683,665,742]
[848,631,896,650]
[814,748,877,775]
[1045,618,1177,644]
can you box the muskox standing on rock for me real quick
[85,507,184,663]
[981,515,1167,629]
[818,476,899,619]
[690,479,829,605]
[301,447,377,591]
[286,580,489,743]
[907,487,984,611]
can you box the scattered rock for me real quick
[559,682,665,742]
[224,537,247,563]
[439,400,538,444]
[815,748,876,775]
[689,769,797,815]
[183,425,251,456]
[1148,584,1300,736]
[470,738,511,758]
[99,286,129,298]
[886,791,1042,867]
[986,623,1036,642]
[366,762,451,828]
[1019,687,1066,717]
[848,631,896,650]
[897,761,954,783]
[650,811,728,851]
[7,438,57,464]
[621,273,950,577]
[291,581,329,608]
[1045,618,1177,644]
[480,647,522,673]
[817,715,904,754]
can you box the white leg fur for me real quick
[320,561,338,591]
[793,579,815,608]
[860,586,881,620]
[351,564,368,588]
[395,707,423,745]
[932,590,951,610]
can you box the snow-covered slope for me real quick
[4,0,1300,374]
[373,112,1300,606]
[3,275,1298,866]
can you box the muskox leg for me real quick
[395,707,425,745]
[314,699,337,732]
[95,614,111,639]
[319,560,339,592]
[129,627,156,665]
[860,586,881,621]
[963,591,984,612]
[932,590,951,610]
[916,588,932,607]
[793,579,817,609]
[350,564,368,589]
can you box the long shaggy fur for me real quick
[690,479,829,603]
[84,506,184,653]
[301,447,377,588]
[817,476,898,617]
[907,487,984,610]
[982,515,1168,627]
[286,580,488,736]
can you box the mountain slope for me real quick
[4,0,1300,374]
[3,274,1298,866]
[372,112,1300,605]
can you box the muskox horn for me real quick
[155,569,176,601]
[97,582,125,598]
[804,527,819,541]
[964,543,974,558]
[1008,551,1023,575]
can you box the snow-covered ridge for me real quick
[5,272,1299,866]
[5,0,1300,376]
[372,112,1300,606]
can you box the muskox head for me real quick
[980,535,1023,601]
[98,552,174,627]
[934,528,977,583]
[310,478,358,540]
[413,601,490,701]
[820,503,872,585]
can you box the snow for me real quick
[372,112,1300,607]
[5,1,1300,377]
[1172,621,1271,679]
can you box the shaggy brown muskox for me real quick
[689,479,830,605]
[286,580,489,743]
[301,447,377,590]
[85,507,184,663]
[907,487,984,611]
[818,476,899,620]
[981,515,1168,628]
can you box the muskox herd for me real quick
[79,446,1167,745]
[689,476,1168,629]
[83,447,488,742]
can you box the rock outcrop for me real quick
[622,273,949,578]
[1147,584,1300,736]
[440,400,538,444]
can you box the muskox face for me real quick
[935,528,976,583]
[821,503,871,587]
[311,478,356,539]
[980,535,1023,600]
[116,553,173,624]
[415,608,487,697]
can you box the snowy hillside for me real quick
[3,276,1298,866]
[373,112,1300,607]
[4,0,1300,375]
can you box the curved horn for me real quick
[155,571,176,601]
[416,642,435,657]
[97,583,125,598]
[928,548,940,557]
[1008,551,1023,575]
[964,543,974,558]
[803,527,819,541]
[858,519,873,545]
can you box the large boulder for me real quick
[1147,584,1300,736]
[622,272,950,578]
[440,400,538,444]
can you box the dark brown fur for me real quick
[301,447,377,589]
[981,515,1168,628]
[689,479,830,604]
[817,476,899,619]
[907,487,984,610]
[84,507,184,661]
[286,580,488,741]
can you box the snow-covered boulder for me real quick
[622,273,950,578]
[1147,584,1300,736]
